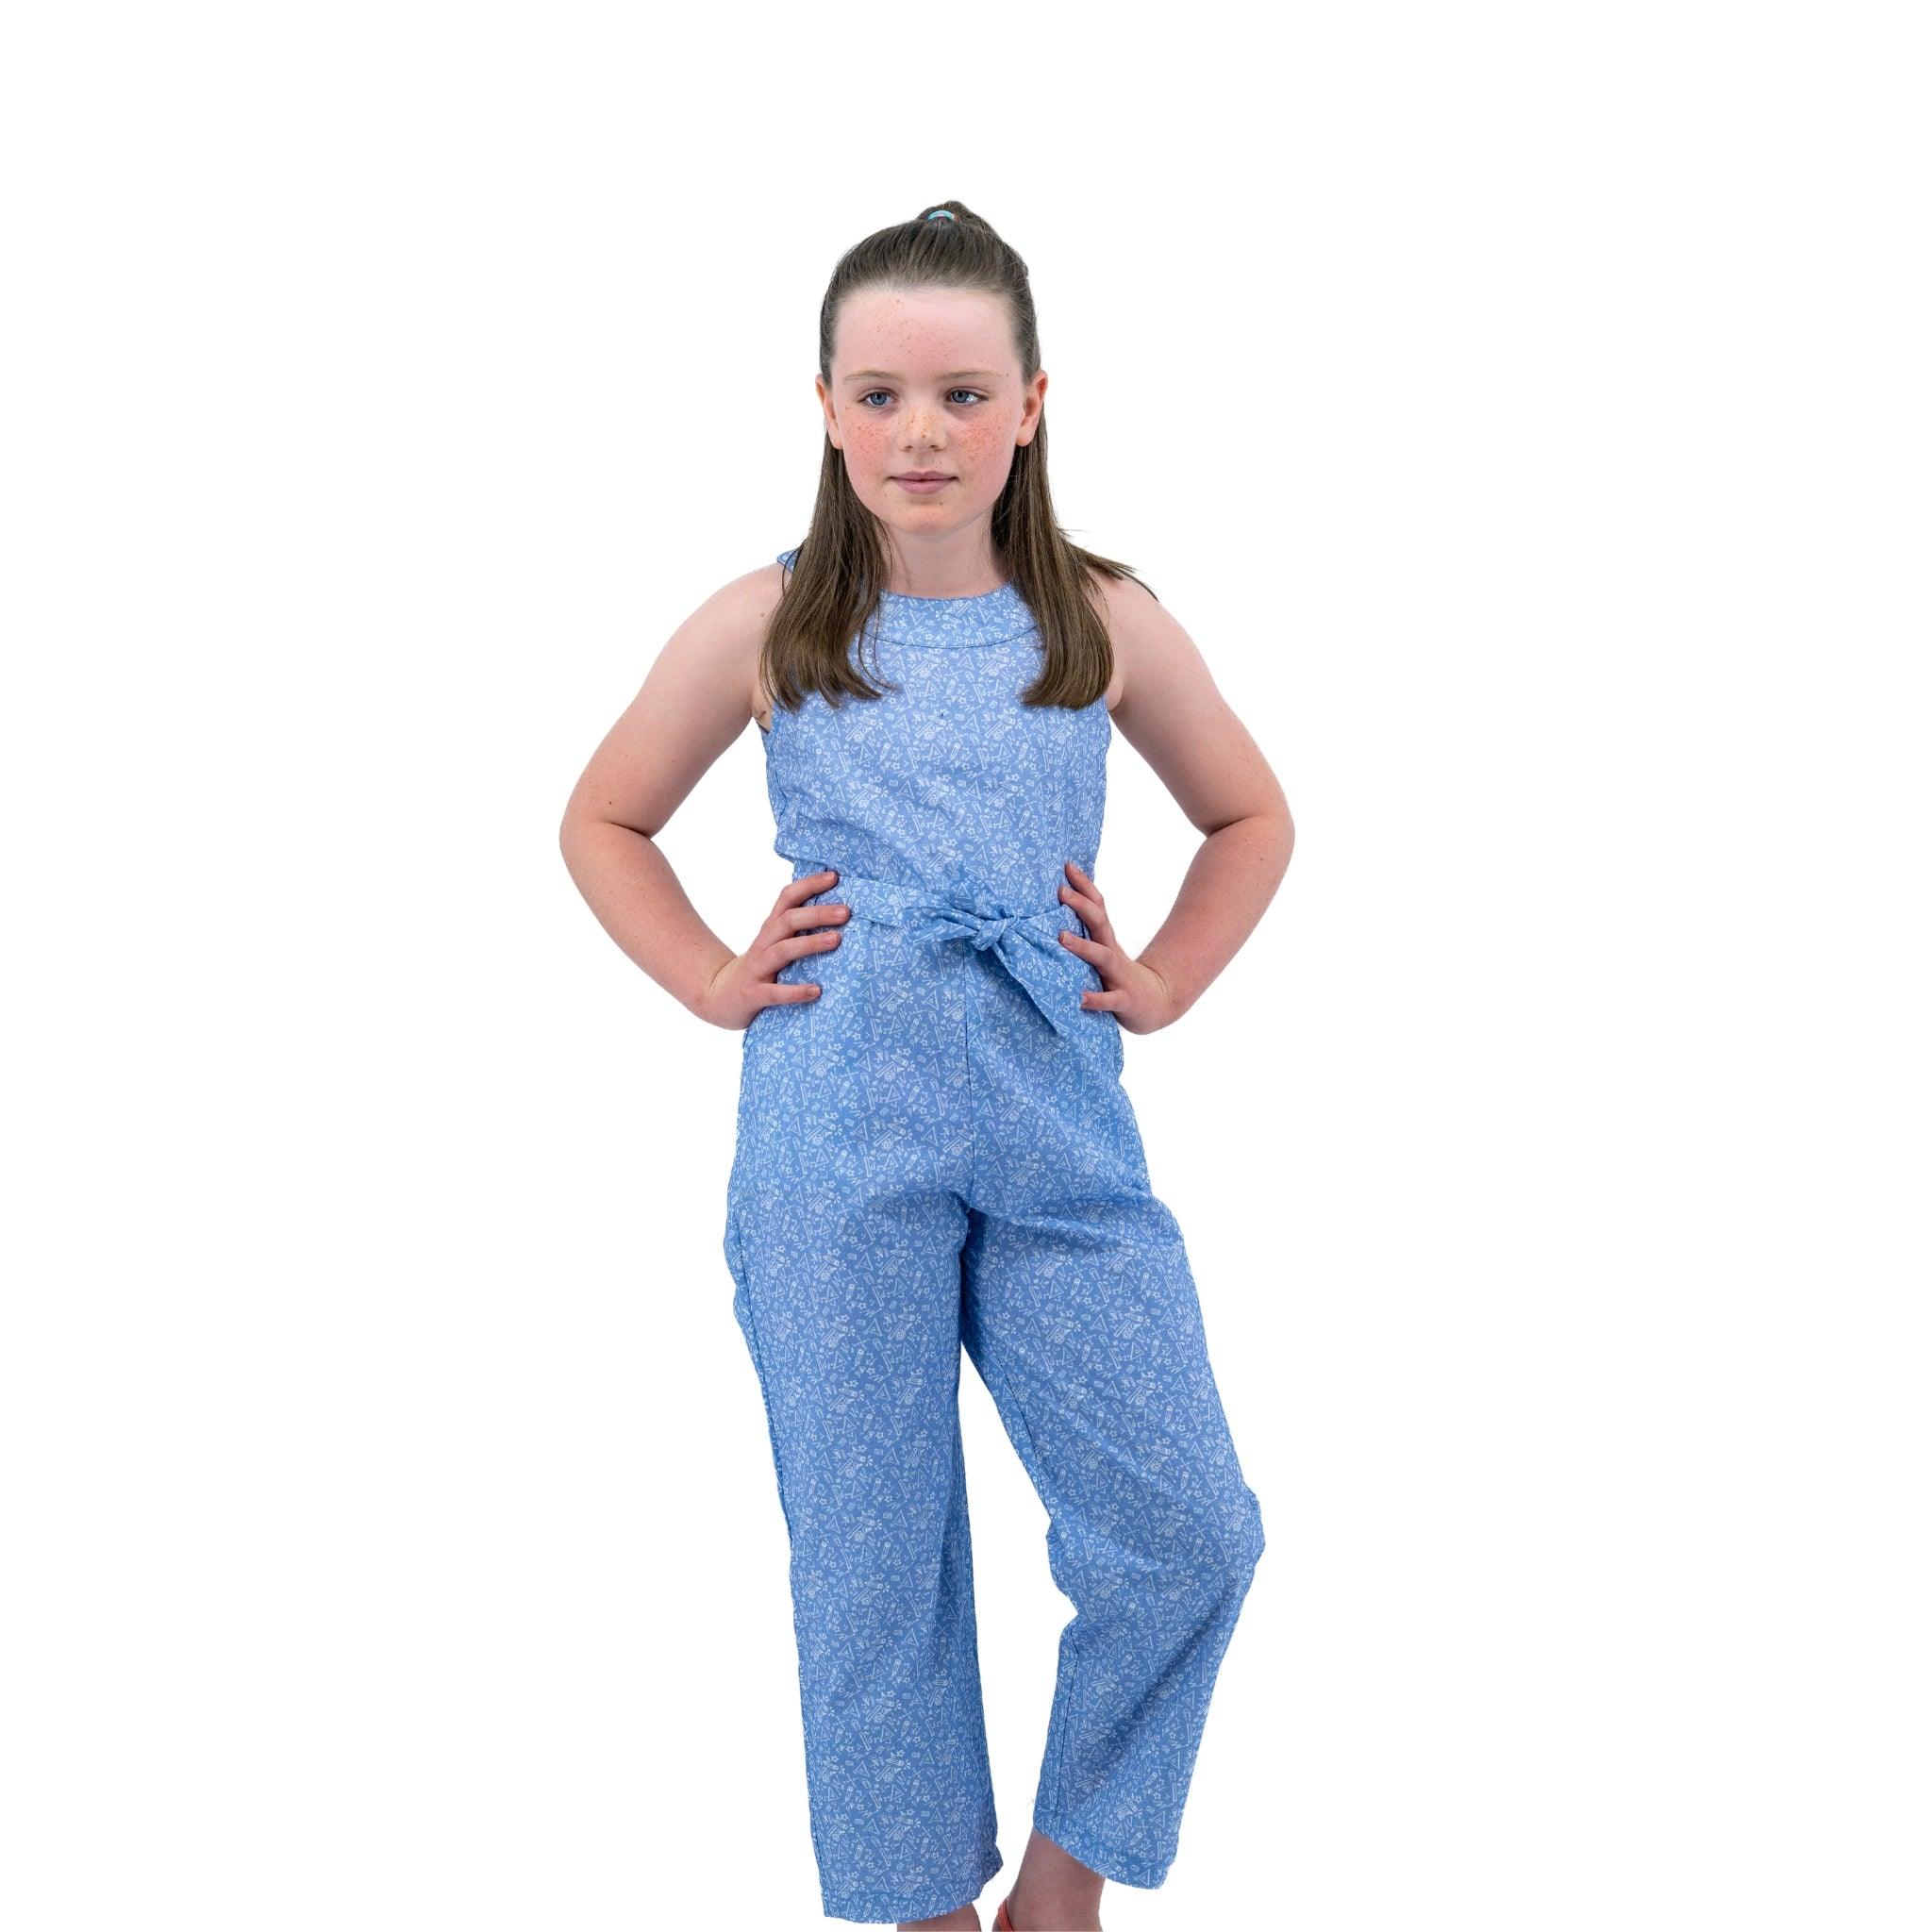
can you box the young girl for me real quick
[560,202,1294,1932]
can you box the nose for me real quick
[900,407,947,451]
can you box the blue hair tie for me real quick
[924,209,956,222]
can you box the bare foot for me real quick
[1005,1827,1105,1931]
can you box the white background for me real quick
[5,5,1926,1928]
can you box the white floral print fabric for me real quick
[724,549,1266,1924]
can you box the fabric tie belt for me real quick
[798,873,1100,1046]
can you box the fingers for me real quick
[770,872,848,958]
[1058,928,1108,969]
[771,926,844,966]
[1058,861,1114,943]
[738,873,845,1017]
[753,981,822,1008]
[774,868,840,913]
[777,900,850,938]
[1064,858,1104,904]
[1058,883,1107,932]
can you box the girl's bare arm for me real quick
[558,564,847,1027]
[1075,577,1295,1025]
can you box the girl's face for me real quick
[818,286,1044,555]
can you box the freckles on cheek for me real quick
[959,421,1010,467]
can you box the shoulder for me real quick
[668,558,791,660]
[649,558,791,727]
[1086,564,1187,709]
[733,554,793,625]
[722,558,792,726]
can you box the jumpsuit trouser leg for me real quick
[961,943,1267,1890]
[724,906,1265,1923]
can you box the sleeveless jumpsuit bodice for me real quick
[761,545,1110,907]
[754,546,1120,1052]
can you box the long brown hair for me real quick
[762,199,1157,719]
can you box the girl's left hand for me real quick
[1056,860,1180,1036]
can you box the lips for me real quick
[894,474,954,482]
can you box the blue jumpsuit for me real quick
[723,548,1266,1924]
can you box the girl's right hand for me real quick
[697,869,850,1031]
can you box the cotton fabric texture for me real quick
[723,549,1266,1924]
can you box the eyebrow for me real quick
[844,369,1003,384]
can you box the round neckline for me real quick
[775,547,1034,648]
[876,578,1013,606]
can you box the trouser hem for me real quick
[819,1845,1003,1924]
[1031,1804,1173,1890]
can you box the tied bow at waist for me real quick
[799,874,1106,1046]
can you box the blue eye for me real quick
[858,390,987,408]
